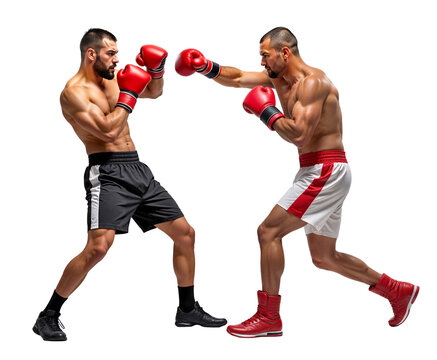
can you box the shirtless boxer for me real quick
[175,27,419,337]
[32,28,226,341]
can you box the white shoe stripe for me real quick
[397,285,418,326]
[229,331,282,338]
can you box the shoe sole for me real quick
[175,322,227,328]
[32,326,67,341]
[227,328,283,338]
[390,285,420,327]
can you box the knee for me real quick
[85,234,112,264]
[89,244,109,263]
[186,226,195,247]
[311,254,334,271]
[257,223,279,246]
[174,225,195,249]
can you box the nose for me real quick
[113,55,119,64]
[261,57,266,66]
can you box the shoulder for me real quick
[60,83,91,113]
[295,66,334,105]
[299,71,331,101]
[61,74,93,102]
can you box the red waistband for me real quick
[299,150,347,167]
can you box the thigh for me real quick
[84,163,142,234]
[261,204,308,238]
[304,204,343,238]
[279,163,351,235]
[132,178,184,233]
[306,233,337,258]
[85,228,116,250]
[155,216,192,240]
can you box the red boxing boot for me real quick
[227,291,282,338]
[369,273,419,327]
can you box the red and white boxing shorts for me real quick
[277,150,351,238]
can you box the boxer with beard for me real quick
[175,26,419,337]
[33,28,226,341]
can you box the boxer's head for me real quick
[259,27,299,78]
[80,28,119,80]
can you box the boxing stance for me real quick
[33,28,226,341]
[175,27,419,337]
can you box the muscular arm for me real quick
[273,76,329,148]
[214,66,273,89]
[138,78,163,99]
[61,86,129,143]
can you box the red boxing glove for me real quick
[243,86,285,130]
[136,45,167,79]
[175,48,221,78]
[116,65,151,113]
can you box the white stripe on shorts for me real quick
[89,165,101,229]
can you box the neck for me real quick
[282,56,309,85]
[79,62,104,86]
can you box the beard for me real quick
[266,67,279,79]
[268,70,279,79]
[94,55,115,80]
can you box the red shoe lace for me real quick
[242,311,263,326]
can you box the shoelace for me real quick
[242,311,263,326]
[47,315,65,331]
[196,304,212,318]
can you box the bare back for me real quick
[272,67,343,155]
[60,71,136,155]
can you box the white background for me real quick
[1,0,435,359]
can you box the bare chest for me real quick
[89,83,118,115]
[274,82,299,118]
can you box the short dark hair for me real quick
[260,27,299,56]
[80,28,117,61]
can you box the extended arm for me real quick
[215,66,272,88]
[175,48,272,89]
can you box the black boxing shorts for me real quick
[84,151,184,234]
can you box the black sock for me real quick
[178,285,195,312]
[44,290,68,314]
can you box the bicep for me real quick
[61,89,112,138]
[72,105,109,134]
[292,99,324,129]
[292,77,329,131]
[273,88,325,146]
[238,71,273,88]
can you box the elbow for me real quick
[101,131,118,143]
[215,77,241,88]
[149,89,163,99]
[231,77,245,88]
[292,134,309,148]
[230,80,242,88]
[293,139,305,148]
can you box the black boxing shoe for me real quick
[33,310,67,341]
[175,301,227,327]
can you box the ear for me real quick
[87,48,96,62]
[281,46,291,61]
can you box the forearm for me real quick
[215,66,272,89]
[98,107,130,142]
[214,66,244,87]
[139,78,164,99]
[272,117,306,147]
